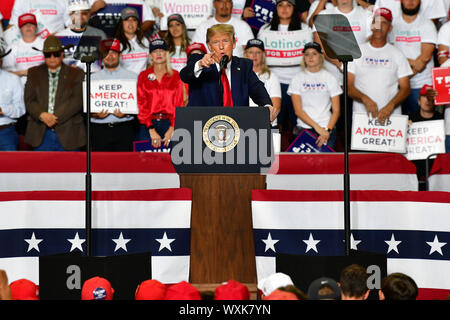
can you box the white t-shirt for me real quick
[439,59,450,135]
[348,42,413,115]
[389,14,437,89]
[258,23,313,84]
[88,0,155,22]
[170,46,187,72]
[438,20,450,48]
[249,70,282,126]
[374,0,447,21]
[287,68,342,129]
[10,0,69,34]
[317,5,373,45]
[191,16,254,58]
[120,36,150,75]
[2,37,45,85]
[306,0,335,26]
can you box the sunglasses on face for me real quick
[44,51,62,58]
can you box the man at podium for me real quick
[180,24,278,122]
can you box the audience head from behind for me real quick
[81,276,114,300]
[214,279,250,300]
[339,264,370,300]
[9,278,39,300]
[307,277,341,300]
[379,272,418,300]
[135,279,167,300]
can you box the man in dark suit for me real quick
[24,35,86,151]
[180,24,278,122]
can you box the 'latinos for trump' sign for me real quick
[83,79,138,114]
[258,29,312,66]
[405,120,446,161]
[351,113,408,153]
[160,0,212,30]
[432,67,450,105]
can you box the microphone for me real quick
[219,55,229,71]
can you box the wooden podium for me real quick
[180,174,266,284]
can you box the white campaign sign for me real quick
[405,120,446,161]
[351,113,408,153]
[160,0,213,30]
[83,79,138,114]
[258,29,312,66]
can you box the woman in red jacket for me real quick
[137,39,185,148]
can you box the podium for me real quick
[172,107,273,284]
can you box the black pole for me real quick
[339,55,353,256]
[82,56,95,257]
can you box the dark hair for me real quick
[165,19,191,56]
[114,17,147,53]
[270,1,302,31]
[339,264,369,298]
[278,285,308,300]
[381,273,418,300]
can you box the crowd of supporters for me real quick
[0,0,448,154]
[0,265,423,300]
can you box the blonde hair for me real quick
[300,50,324,71]
[244,47,271,77]
[206,24,236,44]
[148,51,173,77]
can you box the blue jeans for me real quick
[0,125,18,151]
[401,88,421,116]
[446,135,450,153]
[277,83,297,132]
[136,119,171,141]
[34,129,79,151]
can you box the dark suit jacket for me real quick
[180,54,272,107]
[24,63,86,150]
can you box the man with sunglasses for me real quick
[55,0,106,73]
[24,36,86,151]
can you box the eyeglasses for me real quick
[44,51,62,58]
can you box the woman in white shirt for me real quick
[288,42,342,149]
[244,39,281,130]
[115,6,149,75]
[164,13,190,73]
[257,0,313,135]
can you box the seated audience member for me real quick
[0,46,26,151]
[191,0,254,58]
[9,0,69,35]
[137,39,184,147]
[81,276,114,300]
[164,281,202,300]
[348,8,412,126]
[244,39,281,129]
[9,278,39,300]
[288,41,341,149]
[90,39,138,151]
[307,276,341,300]
[214,279,250,300]
[55,0,107,73]
[165,13,190,72]
[389,0,437,116]
[339,264,370,300]
[263,289,299,300]
[379,272,418,300]
[257,272,295,298]
[24,36,86,151]
[135,279,166,300]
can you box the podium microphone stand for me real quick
[81,55,96,257]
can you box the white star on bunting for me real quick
[112,232,131,252]
[262,233,279,253]
[156,232,176,252]
[25,232,43,253]
[303,233,321,253]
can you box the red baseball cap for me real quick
[165,281,202,300]
[419,84,433,96]
[81,276,114,300]
[18,13,37,28]
[373,7,393,23]
[135,279,167,300]
[214,280,250,300]
[9,279,39,300]
[186,42,207,56]
[100,39,122,54]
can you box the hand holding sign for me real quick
[361,95,378,119]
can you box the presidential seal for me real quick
[203,115,240,153]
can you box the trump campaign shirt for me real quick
[120,36,150,75]
[348,42,413,115]
[389,14,437,89]
[374,0,447,21]
[287,68,342,129]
